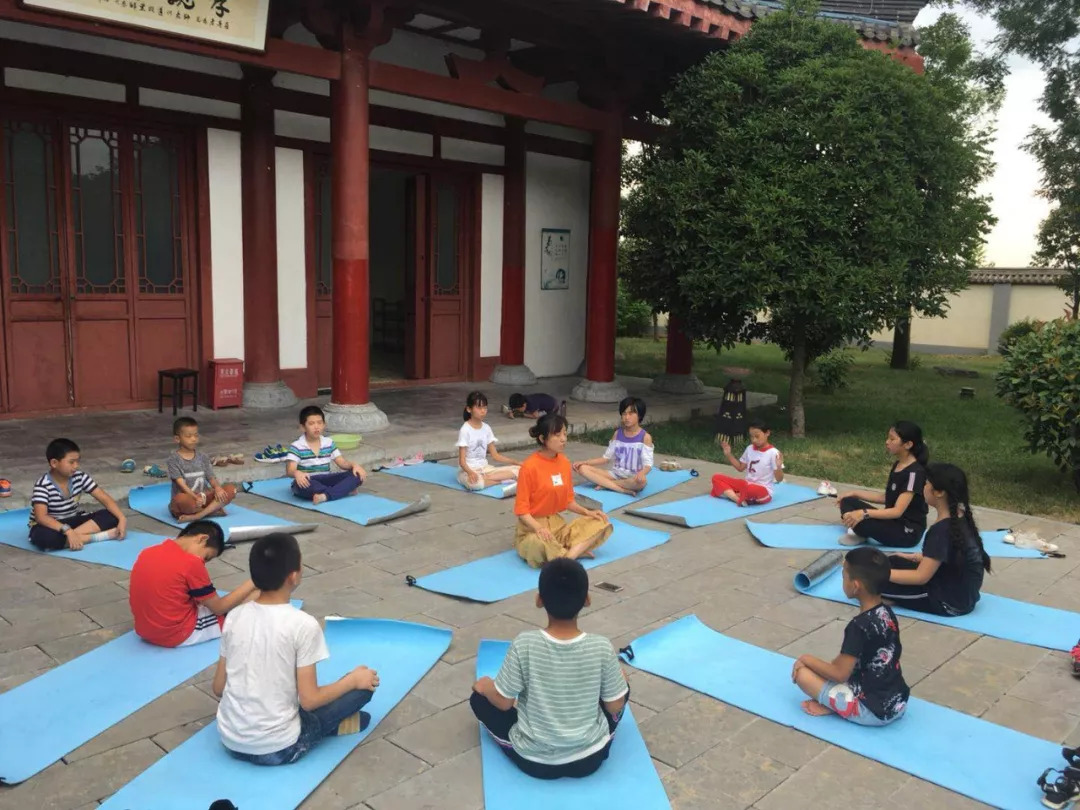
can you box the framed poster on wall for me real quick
[540,228,570,290]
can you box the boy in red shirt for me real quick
[129,520,257,647]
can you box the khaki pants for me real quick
[514,514,613,569]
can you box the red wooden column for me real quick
[490,117,536,385]
[323,21,388,432]
[652,314,704,394]
[240,68,297,408]
[572,114,627,402]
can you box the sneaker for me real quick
[1012,531,1060,554]
[501,404,512,416]
[119,459,136,474]
[142,464,168,479]
[1071,644,1080,678]
[816,481,830,496]
[255,445,288,463]
[403,452,424,466]
[838,529,865,546]
[386,456,406,468]
[0,479,10,498]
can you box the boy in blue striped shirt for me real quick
[286,406,366,505]
[471,558,629,779]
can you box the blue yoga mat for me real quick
[246,477,430,526]
[0,630,220,783]
[476,639,670,809]
[0,509,166,572]
[625,615,1056,810]
[381,462,513,499]
[746,522,1041,558]
[101,618,451,810]
[795,557,1077,651]
[128,483,294,535]
[625,484,822,528]
[573,469,696,512]
[411,519,671,603]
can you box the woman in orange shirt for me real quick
[514,413,613,568]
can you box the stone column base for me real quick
[324,400,390,433]
[650,373,705,395]
[570,378,628,403]
[242,381,298,409]
[490,364,537,386]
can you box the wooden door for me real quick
[425,177,466,378]
[404,174,426,380]
[313,158,333,390]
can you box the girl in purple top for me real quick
[573,397,654,496]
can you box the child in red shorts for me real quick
[712,420,784,506]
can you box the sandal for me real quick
[659,460,682,472]
[119,459,136,473]
[228,453,245,465]
[143,464,168,479]
[211,456,230,467]
[1004,531,1060,554]
[1039,766,1080,809]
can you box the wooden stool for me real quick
[158,368,198,416]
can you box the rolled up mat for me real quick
[476,639,670,809]
[746,522,1041,558]
[225,523,319,542]
[0,509,166,572]
[245,477,430,526]
[128,483,297,538]
[793,552,1077,651]
[100,618,452,809]
[381,462,515,499]
[623,615,1056,810]
[408,519,671,602]
[625,484,822,528]
[572,468,696,512]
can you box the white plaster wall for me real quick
[480,174,504,358]
[870,286,995,349]
[1008,285,1071,324]
[523,153,591,377]
[207,129,245,361]
[3,68,125,102]
[275,147,307,370]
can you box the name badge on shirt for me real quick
[551,473,564,487]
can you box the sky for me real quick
[913,5,1052,268]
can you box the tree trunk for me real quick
[891,316,912,369]
[653,312,660,341]
[1072,283,1079,319]
[789,339,808,438]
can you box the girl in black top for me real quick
[837,421,929,549]
[882,462,991,616]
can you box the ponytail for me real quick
[892,420,929,466]
[927,462,990,574]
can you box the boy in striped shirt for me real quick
[29,438,126,551]
[470,558,630,778]
[286,406,367,505]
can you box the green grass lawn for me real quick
[577,338,1079,524]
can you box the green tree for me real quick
[622,2,994,436]
[1033,204,1080,317]
[890,12,1003,369]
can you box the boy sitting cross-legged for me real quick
[792,547,910,725]
[212,532,379,765]
[129,520,257,648]
[470,558,630,779]
[167,417,237,522]
[286,406,367,505]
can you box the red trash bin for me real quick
[209,358,244,409]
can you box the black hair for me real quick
[173,416,199,436]
[508,393,527,410]
[249,532,302,591]
[891,420,929,466]
[178,520,227,557]
[529,413,569,446]
[209,802,238,810]
[926,462,990,574]
[747,419,770,433]
[464,390,489,422]
[46,438,80,462]
[844,546,891,596]
[299,405,325,425]
[538,557,589,620]
[618,396,646,422]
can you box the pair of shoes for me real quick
[0,479,11,498]
[403,452,424,466]
[659,460,682,472]
[1071,643,1080,679]
[816,481,838,497]
[255,444,288,463]
[143,464,168,479]
[838,528,865,547]
[1004,531,1060,554]
[214,453,245,466]
[1039,764,1080,809]
[211,456,230,467]
[119,459,136,474]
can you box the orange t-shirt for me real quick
[514,451,573,518]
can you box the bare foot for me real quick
[721,491,739,504]
[801,699,832,717]
[580,550,596,559]
[312,493,328,506]
[566,539,597,560]
[350,488,360,496]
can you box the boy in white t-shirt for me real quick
[712,420,785,506]
[458,391,521,492]
[212,533,379,766]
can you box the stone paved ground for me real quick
[1,422,1078,808]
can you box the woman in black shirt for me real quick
[882,462,991,616]
[837,421,929,548]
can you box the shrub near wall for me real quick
[996,318,1080,491]
[617,279,652,337]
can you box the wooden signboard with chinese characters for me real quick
[19,0,270,51]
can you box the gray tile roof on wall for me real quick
[704,0,921,45]
[969,267,1067,286]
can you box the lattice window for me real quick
[3,120,61,295]
[314,156,332,296]
[69,127,124,294]
[134,133,184,294]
